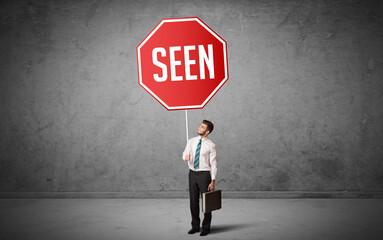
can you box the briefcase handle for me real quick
[207,189,220,192]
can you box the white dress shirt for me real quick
[182,136,217,180]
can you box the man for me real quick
[182,120,217,237]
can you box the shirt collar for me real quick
[198,136,208,141]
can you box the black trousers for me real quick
[188,170,212,230]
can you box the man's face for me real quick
[198,123,209,136]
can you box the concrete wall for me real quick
[1,0,382,194]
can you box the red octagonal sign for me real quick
[137,17,228,111]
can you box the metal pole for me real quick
[185,110,189,142]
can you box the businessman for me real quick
[182,120,217,237]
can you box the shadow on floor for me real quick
[210,223,251,234]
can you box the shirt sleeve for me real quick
[182,139,192,162]
[209,143,218,180]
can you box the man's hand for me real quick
[208,183,215,191]
[185,154,191,162]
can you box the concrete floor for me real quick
[0,199,382,240]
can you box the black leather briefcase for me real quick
[202,190,222,213]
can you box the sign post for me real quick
[185,110,189,142]
[137,17,229,139]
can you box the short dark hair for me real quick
[202,120,214,134]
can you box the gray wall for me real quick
[1,0,382,194]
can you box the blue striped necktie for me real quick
[194,139,202,170]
